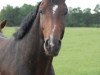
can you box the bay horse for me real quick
[0,0,68,75]
[0,20,7,37]
[0,20,7,33]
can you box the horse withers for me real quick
[0,0,68,75]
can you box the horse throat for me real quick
[35,54,53,75]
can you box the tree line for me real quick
[0,4,100,27]
[0,4,36,26]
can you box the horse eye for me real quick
[64,11,67,15]
[40,10,44,14]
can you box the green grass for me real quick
[3,27,16,37]
[2,27,100,75]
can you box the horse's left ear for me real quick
[0,20,7,29]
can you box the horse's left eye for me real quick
[64,11,67,15]
[40,10,44,14]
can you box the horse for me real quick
[0,0,68,75]
[0,20,7,37]
[0,20,7,33]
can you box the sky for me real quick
[0,0,100,10]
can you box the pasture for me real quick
[3,27,100,75]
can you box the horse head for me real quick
[39,0,68,56]
[0,20,7,33]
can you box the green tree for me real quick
[83,8,93,26]
[0,5,14,26]
[0,4,36,26]
[67,7,83,27]
[19,4,35,20]
[94,4,100,13]
[93,4,100,26]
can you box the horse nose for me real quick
[44,39,61,56]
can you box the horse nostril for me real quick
[45,39,49,47]
[58,40,61,46]
[45,39,61,47]
[44,39,61,56]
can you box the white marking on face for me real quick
[53,5,58,14]
[50,25,56,47]
[52,25,56,33]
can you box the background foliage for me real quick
[0,4,36,26]
[0,4,100,27]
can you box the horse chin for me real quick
[45,51,59,57]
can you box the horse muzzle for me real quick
[44,38,61,56]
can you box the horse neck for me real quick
[20,12,40,49]
[16,13,53,74]
[21,34,53,75]
[34,47,54,75]
[16,13,40,67]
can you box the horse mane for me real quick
[13,2,41,40]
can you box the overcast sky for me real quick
[0,0,100,10]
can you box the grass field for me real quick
[2,27,100,75]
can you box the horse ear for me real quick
[42,0,65,3]
[42,0,47,1]
[62,0,66,2]
[59,0,66,3]
[42,0,49,3]
[0,20,7,29]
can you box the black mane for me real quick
[13,2,41,40]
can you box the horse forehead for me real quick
[52,5,58,14]
[53,5,58,11]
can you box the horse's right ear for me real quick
[0,20,7,29]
